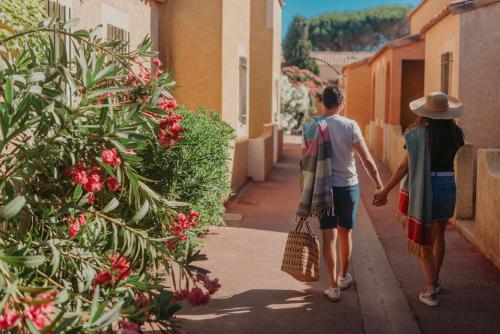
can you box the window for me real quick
[239,57,248,125]
[106,24,130,53]
[441,52,453,94]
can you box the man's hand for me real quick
[373,188,388,206]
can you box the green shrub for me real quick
[141,107,235,227]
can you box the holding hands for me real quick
[373,187,388,206]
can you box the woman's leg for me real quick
[322,228,338,288]
[337,227,352,278]
[420,255,437,294]
[433,220,448,284]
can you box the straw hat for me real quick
[409,92,464,120]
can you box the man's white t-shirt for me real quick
[302,115,364,187]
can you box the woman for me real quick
[373,92,464,307]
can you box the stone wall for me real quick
[474,149,500,268]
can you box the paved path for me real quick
[358,159,500,334]
[176,144,419,334]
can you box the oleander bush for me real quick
[0,8,219,334]
[140,108,235,228]
[280,66,328,134]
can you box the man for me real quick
[302,86,383,301]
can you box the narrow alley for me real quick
[176,144,500,334]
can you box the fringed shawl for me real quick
[297,117,334,218]
[397,126,434,259]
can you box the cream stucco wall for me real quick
[409,0,451,34]
[248,0,281,139]
[474,149,500,269]
[63,0,160,51]
[423,14,460,97]
[159,0,223,112]
[457,3,500,150]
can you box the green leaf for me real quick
[72,185,83,201]
[4,78,13,104]
[91,301,124,329]
[130,200,150,223]
[0,255,46,268]
[25,319,41,334]
[63,18,80,29]
[102,198,119,213]
[0,196,26,219]
[28,72,45,82]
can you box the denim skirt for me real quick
[431,175,456,221]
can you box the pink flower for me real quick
[88,193,95,205]
[204,278,221,295]
[78,214,87,226]
[174,289,188,302]
[0,311,19,330]
[93,271,112,285]
[195,274,221,295]
[153,57,162,67]
[67,217,80,238]
[117,319,141,334]
[72,169,88,185]
[23,291,57,331]
[84,174,103,193]
[101,148,122,167]
[110,253,132,281]
[187,287,210,307]
[106,177,122,191]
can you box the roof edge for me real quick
[408,0,428,19]
[278,0,286,9]
[450,0,500,13]
[368,34,422,64]
[341,57,371,73]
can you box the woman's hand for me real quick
[373,187,388,206]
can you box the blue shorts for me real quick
[431,175,456,221]
[319,184,360,230]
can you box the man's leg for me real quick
[338,227,352,278]
[322,228,338,288]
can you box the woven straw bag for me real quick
[281,218,320,282]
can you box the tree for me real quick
[283,16,319,75]
[306,5,412,51]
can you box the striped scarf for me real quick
[297,117,334,218]
[397,126,433,259]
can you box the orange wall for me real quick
[342,63,372,138]
[159,0,223,112]
[409,0,451,34]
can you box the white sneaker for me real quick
[338,273,353,290]
[435,281,444,294]
[323,287,341,302]
[419,291,439,307]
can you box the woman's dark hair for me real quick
[412,117,465,151]
[322,85,344,109]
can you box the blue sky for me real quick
[282,0,420,38]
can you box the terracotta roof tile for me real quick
[420,5,452,34]
[310,51,375,67]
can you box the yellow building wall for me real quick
[222,0,251,135]
[342,63,372,138]
[249,0,282,139]
[159,0,223,112]
[409,0,451,34]
[423,14,460,97]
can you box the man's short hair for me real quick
[322,85,344,109]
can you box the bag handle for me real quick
[295,217,315,237]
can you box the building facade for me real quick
[341,0,500,268]
[46,0,285,191]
